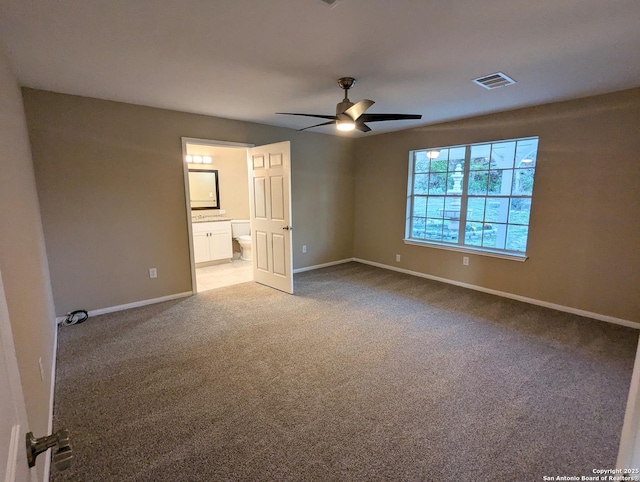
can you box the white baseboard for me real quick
[293,258,355,274]
[353,258,640,330]
[56,291,193,323]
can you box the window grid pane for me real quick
[417,148,466,245]
[408,137,538,255]
[413,196,427,218]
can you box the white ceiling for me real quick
[1,0,639,136]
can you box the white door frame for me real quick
[617,333,640,470]
[0,269,33,481]
[181,137,254,294]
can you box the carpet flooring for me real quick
[50,262,638,481]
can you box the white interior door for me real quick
[248,141,293,294]
[0,270,32,482]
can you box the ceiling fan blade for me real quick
[358,113,422,122]
[356,122,371,132]
[276,113,337,120]
[297,120,336,131]
[344,99,375,121]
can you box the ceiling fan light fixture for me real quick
[336,119,355,131]
[427,149,441,159]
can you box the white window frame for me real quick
[404,136,539,261]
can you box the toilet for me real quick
[231,220,252,261]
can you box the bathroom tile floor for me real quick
[196,258,253,292]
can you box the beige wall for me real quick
[26,84,638,324]
[0,48,56,478]
[186,144,250,220]
[353,88,640,322]
[22,89,355,316]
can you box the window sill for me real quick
[403,239,528,262]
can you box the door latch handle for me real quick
[26,428,74,471]
[282,225,293,231]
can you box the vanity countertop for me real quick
[192,217,232,223]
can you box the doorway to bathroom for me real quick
[182,138,254,293]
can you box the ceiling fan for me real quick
[276,77,422,132]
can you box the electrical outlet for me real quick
[149,268,157,278]
[219,209,226,214]
[38,357,44,381]
[302,245,307,253]
[396,254,401,262]
[463,256,469,266]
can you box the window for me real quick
[405,137,539,259]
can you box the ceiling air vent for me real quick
[318,0,343,7]
[473,72,516,90]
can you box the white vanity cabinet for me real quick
[192,220,232,264]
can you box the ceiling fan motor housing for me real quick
[336,100,354,116]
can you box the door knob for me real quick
[282,226,293,231]
[26,428,74,470]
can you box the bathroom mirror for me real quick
[188,169,220,209]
